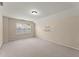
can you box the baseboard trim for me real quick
[38,37,79,51]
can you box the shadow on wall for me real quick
[35,7,79,50]
[3,16,36,43]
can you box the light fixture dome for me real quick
[30,9,40,15]
[32,11,38,14]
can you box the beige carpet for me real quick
[0,38,79,57]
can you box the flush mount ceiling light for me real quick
[31,10,38,15]
[31,9,40,15]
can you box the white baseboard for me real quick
[38,37,79,51]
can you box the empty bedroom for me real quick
[0,2,79,57]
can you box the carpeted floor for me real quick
[0,38,79,57]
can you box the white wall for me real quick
[0,6,3,47]
[3,16,35,43]
[36,7,79,50]
[3,16,8,43]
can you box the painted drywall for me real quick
[36,7,79,50]
[0,6,3,47]
[3,16,35,43]
[3,16,8,43]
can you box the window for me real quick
[16,23,31,34]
